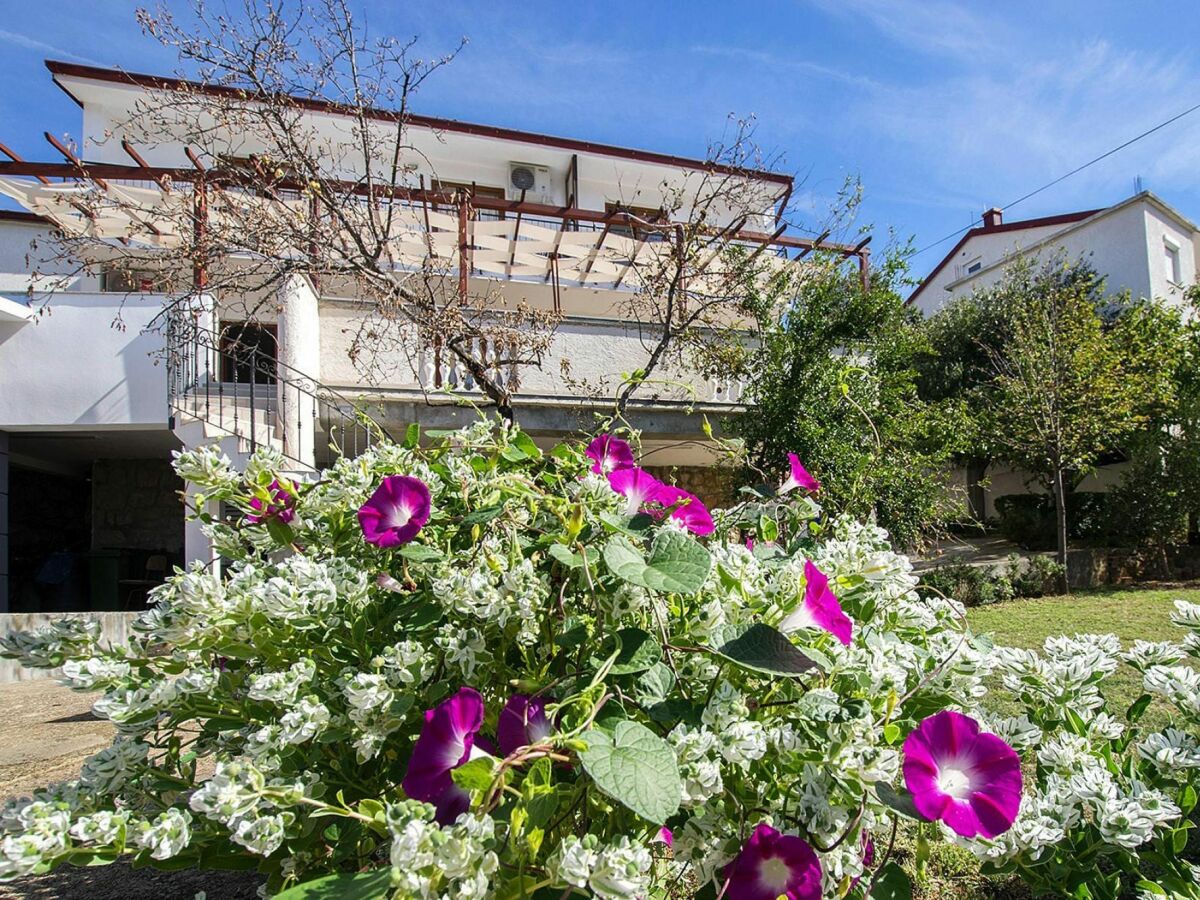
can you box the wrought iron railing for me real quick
[166,313,388,468]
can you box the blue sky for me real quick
[2,0,1199,284]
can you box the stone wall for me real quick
[644,465,736,509]
[91,459,184,554]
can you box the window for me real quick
[1164,237,1182,285]
[964,257,983,276]
[605,202,667,241]
[433,181,506,220]
[219,322,278,385]
[100,265,164,293]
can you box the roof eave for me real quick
[45,59,794,187]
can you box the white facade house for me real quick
[0,60,862,617]
[910,192,1200,523]
[909,192,1200,317]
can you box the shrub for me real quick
[0,421,1194,899]
[919,554,1063,607]
[995,492,1122,550]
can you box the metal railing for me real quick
[166,313,387,468]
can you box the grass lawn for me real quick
[967,583,1200,721]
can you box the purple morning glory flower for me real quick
[402,687,486,824]
[656,826,673,848]
[780,453,820,495]
[358,475,431,548]
[607,466,668,517]
[724,822,822,900]
[656,486,716,536]
[903,710,1022,839]
[586,434,635,475]
[497,694,552,755]
[779,560,853,646]
[246,479,296,525]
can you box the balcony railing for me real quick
[166,314,388,468]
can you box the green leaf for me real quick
[548,544,583,569]
[1126,693,1153,723]
[215,642,258,660]
[274,868,394,899]
[578,720,682,824]
[708,623,817,678]
[633,662,676,705]
[462,505,505,525]
[397,544,443,562]
[451,756,497,792]
[603,536,647,581]
[609,628,662,675]
[604,532,712,595]
[870,862,913,900]
[1180,783,1197,815]
[404,422,421,448]
[874,781,924,822]
[511,431,543,460]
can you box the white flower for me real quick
[232,814,288,856]
[80,738,149,794]
[550,835,599,888]
[1138,728,1200,771]
[69,810,129,846]
[247,659,317,705]
[1170,599,1200,629]
[61,657,132,691]
[588,837,652,900]
[1122,640,1184,671]
[988,715,1042,750]
[278,696,331,745]
[133,808,192,860]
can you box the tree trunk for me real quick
[1052,467,1070,594]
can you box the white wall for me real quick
[938,197,1197,311]
[0,292,169,429]
[912,222,1068,316]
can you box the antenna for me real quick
[1134,174,1144,194]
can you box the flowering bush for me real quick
[0,420,1192,898]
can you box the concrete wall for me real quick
[91,459,184,554]
[0,291,169,429]
[0,611,138,683]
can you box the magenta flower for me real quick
[497,694,552,755]
[779,453,820,495]
[246,479,296,525]
[656,486,715,536]
[779,560,853,646]
[402,687,486,824]
[607,466,668,516]
[655,826,673,848]
[358,475,431,547]
[902,710,1022,839]
[724,823,822,900]
[586,434,635,475]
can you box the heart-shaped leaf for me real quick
[578,720,682,824]
[709,623,817,678]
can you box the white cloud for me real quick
[0,28,103,66]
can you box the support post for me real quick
[193,178,208,292]
[458,193,469,301]
[0,432,8,612]
[184,483,220,576]
[276,274,320,469]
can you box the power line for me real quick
[912,99,1200,259]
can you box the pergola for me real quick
[0,138,871,306]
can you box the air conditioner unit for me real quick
[507,162,553,204]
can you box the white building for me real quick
[0,60,864,616]
[909,192,1199,317]
[910,192,1200,523]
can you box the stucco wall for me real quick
[0,291,169,429]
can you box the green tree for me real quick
[734,247,955,550]
[970,259,1174,589]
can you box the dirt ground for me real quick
[0,680,262,899]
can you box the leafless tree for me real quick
[18,0,864,421]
